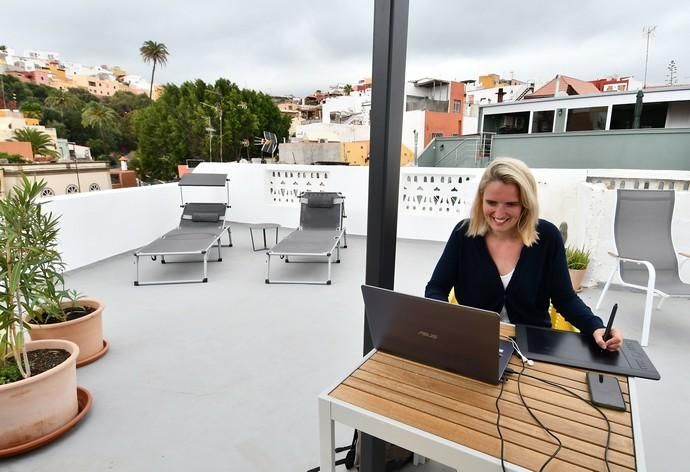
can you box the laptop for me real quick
[361,285,514,385]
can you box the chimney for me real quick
[496,87,506,103]
[119,156,128,171]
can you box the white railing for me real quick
[44,163,690,287]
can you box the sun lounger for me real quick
[265,192,346,285]
[134,173,232,286]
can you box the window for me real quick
[89,183,101,192]
[566,107,608,131]
[532,110,555,133]
[453,100,461,113]
[482,112,530,134]
[431,132,443,138]
[41,188,55,197]
[610,102,669,129]
[65,184,80,194]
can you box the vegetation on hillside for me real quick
[132,78,291,182]
[1,73,290,182]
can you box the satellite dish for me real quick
[253,131,278,157]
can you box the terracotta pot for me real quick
[0,339,79,450]
[569,268,586,293]
[27,298,104,363]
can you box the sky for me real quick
[2,0,689,96]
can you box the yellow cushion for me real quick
[549,304,579,332]
[448,288,459,305]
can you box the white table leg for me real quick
[319,397,335,472]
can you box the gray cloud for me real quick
[3,0,688,95]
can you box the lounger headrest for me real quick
[305,193,334,208]
[191,212,220,222]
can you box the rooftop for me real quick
[3,163,690,471]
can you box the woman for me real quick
[425,158,622,351]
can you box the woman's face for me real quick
[482,181,523,237]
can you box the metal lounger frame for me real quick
[134,225,232,286]
[134,173,232,286]
[265,229,344,285]
[265,192,346,285]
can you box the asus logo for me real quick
[417,330,438,340]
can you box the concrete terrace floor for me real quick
[3,223,689,472]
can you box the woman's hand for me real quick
[592,327,623,352]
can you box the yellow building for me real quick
[342,141,414,166]
[72,74,130,97]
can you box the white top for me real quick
[499,269,514,289]
[499,269,515,322]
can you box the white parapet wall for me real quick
[43,183,181,271]
[45,162,690,287]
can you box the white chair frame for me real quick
[597,251,690,346]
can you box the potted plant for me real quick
[566,245,591,292]
[26,290,107,367]
[17,183,108,367]
[0,177,81,451]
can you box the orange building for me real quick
[405,79,465,148]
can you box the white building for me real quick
[479,85,690,135]
[463,82,534,134]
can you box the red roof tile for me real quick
[526,75,601,98]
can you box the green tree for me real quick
[19,100,42,120]
[45,89,80,120]
[344,84,353,95]
[81,102,119,139]
[133,79,291,181]
[104,91,151,114]
[11,128,59,159]
[139,41,169,99]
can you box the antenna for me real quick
[643,25,657,88]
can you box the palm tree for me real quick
[343,84,353,96]
[139,41,169,99]
[45,90,80,120]
[81,102,119,139]
[11,128,59,159]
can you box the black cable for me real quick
[495,375,507,472]
[505,367,613,472]
[516,364,562,472]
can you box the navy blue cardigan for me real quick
[425,219,604,336]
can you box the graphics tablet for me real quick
[515,325,660,380]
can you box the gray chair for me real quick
[266,192,346,284]
[596,189,690,346]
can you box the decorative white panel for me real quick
[266,169,330,205]
[400,173,475,215]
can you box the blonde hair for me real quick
[467,158,540,246]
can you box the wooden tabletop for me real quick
[330,350,636,471]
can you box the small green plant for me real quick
[566,245,591,270]
[0,177,66,380]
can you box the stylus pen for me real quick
[603,303,617,341]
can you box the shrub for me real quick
[566,245,591,270]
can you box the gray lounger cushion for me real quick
[306,193,335,208]
[192,212,220,222]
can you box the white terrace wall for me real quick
[43,184,181,271]
[45,163,690,288]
